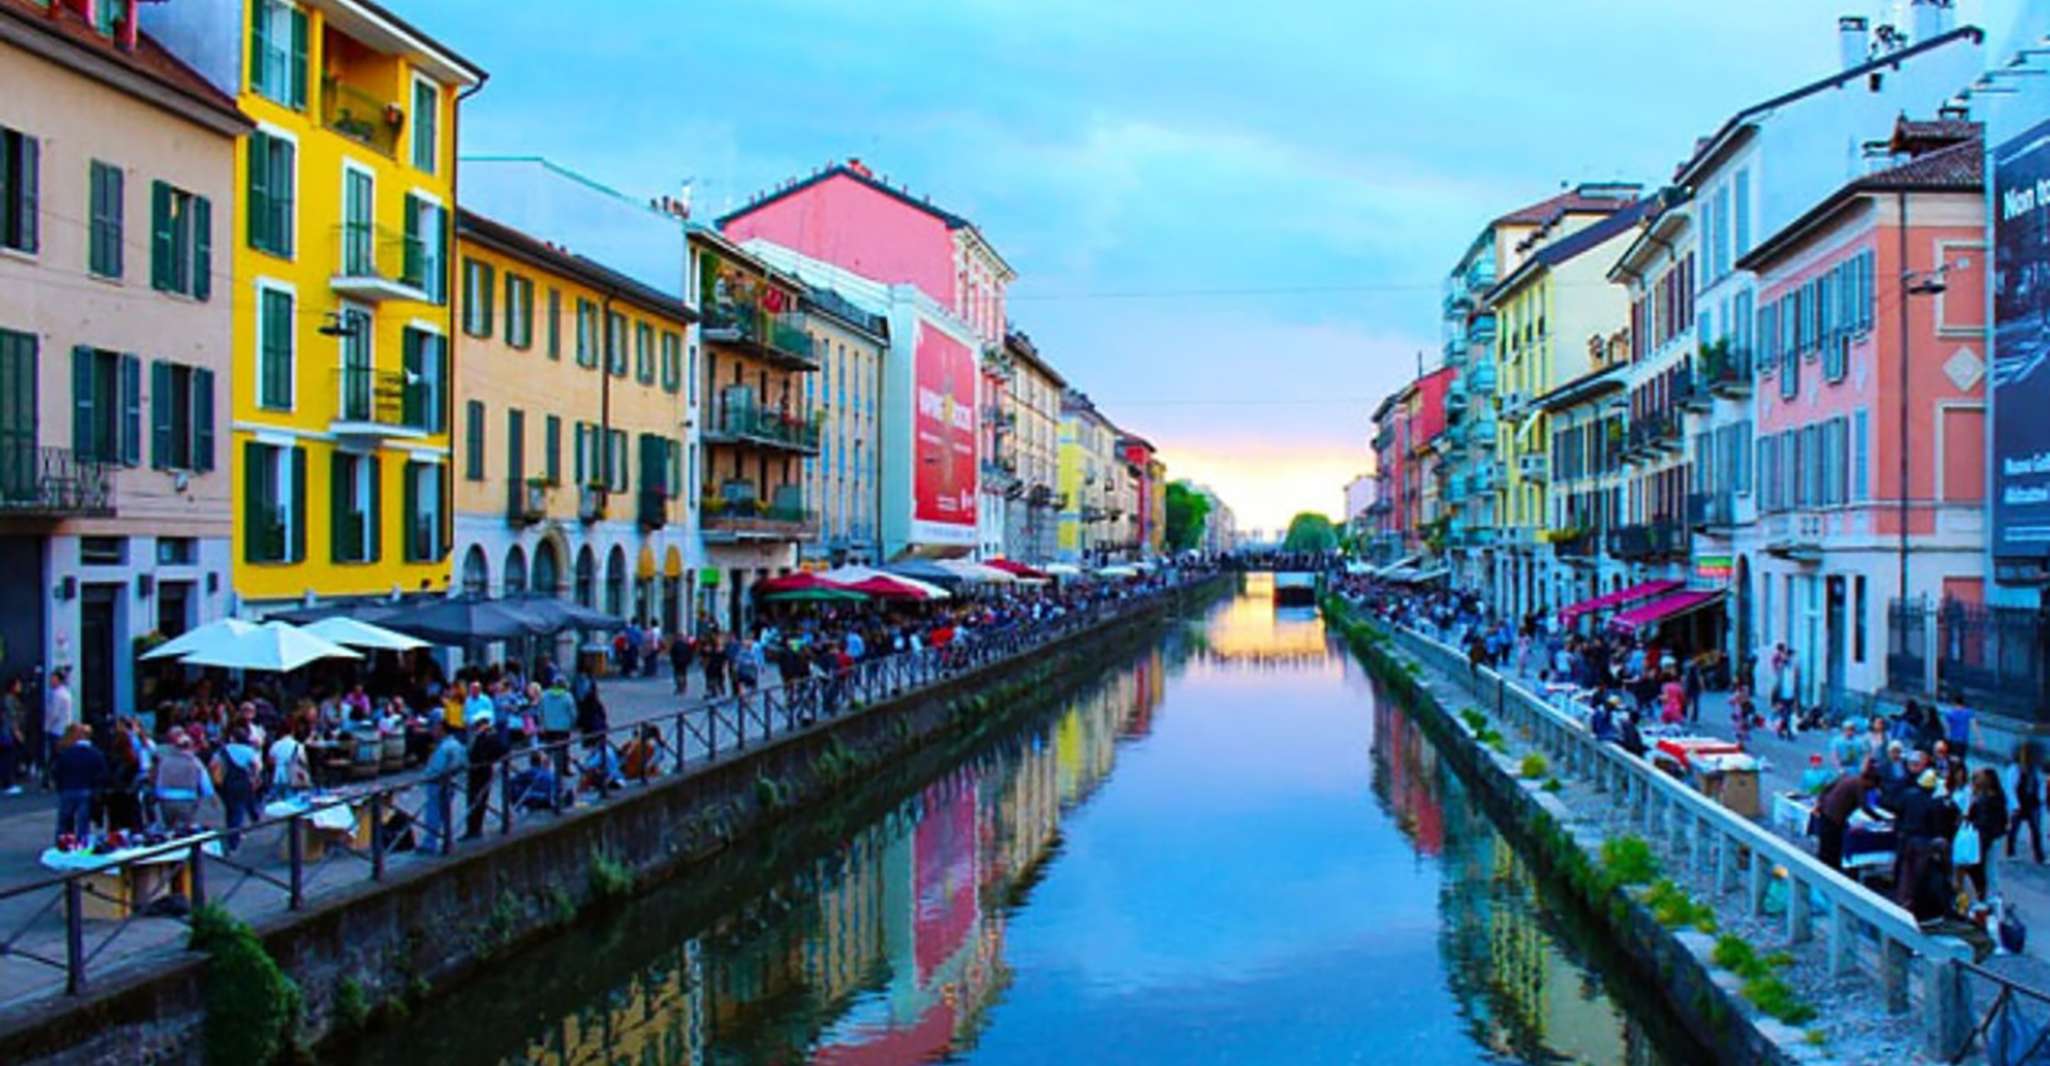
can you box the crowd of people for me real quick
[1331,571,2028,927]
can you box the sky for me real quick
[413,0,2003,535]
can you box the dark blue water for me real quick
[353,577,1694,1064]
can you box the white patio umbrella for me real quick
[818,565,951,600]
[1042,563,1084,578]
[1096,564,1140,579]
[178,621,362,672]
[301,616,430,651]
[138,618,263,661]
[936,558,1017,584]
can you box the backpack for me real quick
[218,750,255,796]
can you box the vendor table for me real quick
[40,839,219,920]
[264,795,372,862]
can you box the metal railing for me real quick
[331,222,427,295]
[0,576,1213,1009]
[1687,491,1735,530]
[701,393,821,452]
[0,445,114,517]
[1888,598,2049,721]
[334,364,424,430]
[320,78,403,157]
[701,305,818,368]
[1355,610,1975,1058]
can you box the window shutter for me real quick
[366,454,382,562]
[547,289,561,359]
[481,264,495,336]
[464,400,483,480]
[243,441,264,562]
[120,354,140,466]
[107,165,124,279]
[150,181,172,290]
[249,2,268,90]
[150,360,172,469]
[193,367,215,471]
[433,336,450,433]
[574,423,586,484]
[274,140,293,256]
[402,463,419,561]
[402,197,418,282]
[503,276,516,341]
[546,414,561,483]
[289,445,306,562]
[289,7,308,109]
[71,346,94,458]
[401,330,422,428]
[18,136,35,254]
[330,451,349,562]
[247,137,269,250]
[192,197,212,301]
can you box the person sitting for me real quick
[578,736,623,794]
[507,753,563,812]
[621,725,666,782]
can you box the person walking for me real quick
[2005,743,2045,864]
[0,675,24,795]
[537,674,576,802]
[50,724,104,844]
[149,729,211,830]
[669,633,696,697]
[43,667,73,789]
[1961,767,2010,903]
[209,725,264,850]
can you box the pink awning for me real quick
[1557,579,1681,623]
[1608,589,1724,633]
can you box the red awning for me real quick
[984,558,1052,581]
[1557,579,1681,623]
[752,572,858,595]
[843,575,941,601]
[1608,589,1724,633]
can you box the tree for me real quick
[1281,512,1338,553]
[1164,480,1211,551]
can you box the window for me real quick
[464,400,485,480]
[660,330,681,393]
[71,348,139,465]
[575,299,598,367]
[149,182,213,299]
[506,408,525,481]
[504,273,533,348]
[635,321,654,383]
[1734,168,1751,255]
[401,327,447,432]
[149,361,215,472]
[1853,575,1868,664]
[687,342,697,405]
[606,311,627,376]
[89,162,123,278]
[605,429,627,492]
[0,126,40,254]
[157,538,197,566]
[544,414,561,484]
[401,460,444,562]
[243,441,303,563]
[1762,574,1773,645]
[547,288,561,359]
[249,0,307,108]
[1852,409,1869,501]
[403,194,445,302]
[246,131,295,257]
[329,451,378,563]
[246,286,294,410]
[410,77,438,173]
[461,258,494,337]
[1714,183,1732,278]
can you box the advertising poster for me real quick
[914,323,978,528]
[1993,117,2050,561]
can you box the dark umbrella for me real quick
[374,596,551,645]
[507,594,627,633]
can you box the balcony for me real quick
[1607,520,1685,561]
[0,446,115,518]
[701,389,821,454]
[1499,390,1529,422]
[1517,453,1547,482]
[332,223,428,302]
[638,488,668,530]
[1468,312,1497,345]
[320,77,404,157]
[1701,343,1754,399]
[1469,415,1498,448]
[506,479,550,526]
[331,365,430,440]
[1443,288,1473,316]
[1470,459,1499,493]
[1674,373,1710,413]
[701,304,819,370]
[702,484,816,542]
[579,486,607,524]
[1464,260,1497,292]
[1764,513,1824,561]
[1687,491,1735,531]
[1465,359,1498,394]
[1445,475,1469,503]
[1551,528,1598,560]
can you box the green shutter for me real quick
[106,165,123,278]
[506,408,524,481]
[330,451,348,562]
[401,463,419,562]
[243,441,265,562]
[193,367,215,471]
[401,330,422,428]
[18,135,35,254]
[289,7,308,109]
[464,400,483,480]
[289,445,306,562]
[249,1,268,93]
[546,415,561,483]
[246,136,269,251]
[71,346,93,459]
[401,196,418,285]
[574,423,586,485]
[150,360,171,469]
[366,454,382,562]
[150,180,172,290]
[433,336,449,433]
[547,288,561,359]
[481,263,494,337]
[192,197,211,301]
[120,354,140,466]
[274,140,293,256]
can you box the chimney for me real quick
[1838,15,1869,68]
[1910,0,1954,43]
[1938,100,1970,121]
[845,157,873,178]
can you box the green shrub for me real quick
[1711,934,1758,974]
[1542,777,1563,793]
[1740,973,1817,1025]
[1459,708,1489,732]
[588,850,634,901]
[1643,879,1714,929]
[1598,836,1660,887]
[1519,752,1549,779]
[188,904,302,1064]
[1484,731,1509,754]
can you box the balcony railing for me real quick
[701,394,821,454]
[701,499,818,541]
[1687,491,1735,530]
[1468,312,1497,345]
[1517,453,1547,482]
[0,445,115,518]
[1465,359,1498,394]
[1701,344,1754,399]
[332,223,428,301]
[507,480,549,526]
[1607,520,1685,561]
[701,304,818,369]
[320,78,404,157]
[333,365,429,436]
[1551,528,1597,559]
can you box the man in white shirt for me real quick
[43,667,73,789]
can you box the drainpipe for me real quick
[449,75,488,585]
[1897,191,1911,624]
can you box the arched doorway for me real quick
[532,539,562,598]
[605,545,627,618]
[503,545,528,596]
[574,545,597,607]
[460,545,489,598]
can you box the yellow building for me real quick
[450,208,695,634]
[143,0,485,611]
[1057,390,1116,563]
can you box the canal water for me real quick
[352,576,1700,1064]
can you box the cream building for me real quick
[801,287,885,567]
[1003,330,1064,562]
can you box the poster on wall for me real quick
[914,322,978,530]
[1994,116,2050,568]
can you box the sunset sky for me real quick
[415,0,2002,533]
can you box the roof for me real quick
[1607,187,1693,282]
[801,285,887,341]
[720,162,972,230]
[1737,127,1983,272]
[1673,26,1985,186]
[344,0,487,85]
[1493,184,1643,227]
[456,208,695,324]
[1536,363,1629,412]
[1004,330,1067,388]
[1487,198,1657,302]
[0,0,250,135]
[686,224,805,293]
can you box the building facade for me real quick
[0,0,251,722]
[800,288,886,568]
[1057,391,1117,563]
[1002,330,1064,562]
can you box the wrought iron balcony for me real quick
[1607,520,1685,561]
[1550,527,1597,559]
[701,498,817,541]
[1674,373,1710,413]
[507,479,551,526]
[1468,312,1498,345]
[0,445,114,518]
[1688,491,1735,530]
[701,304,819,370]
[331,223,428,302]
[1701,344,1754,399]
[700,390,821,454]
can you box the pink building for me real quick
[1739,119,1986,705]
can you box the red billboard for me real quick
[914,323,978,527]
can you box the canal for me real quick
[350,576,1702,1064]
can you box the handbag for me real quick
[1955,821,1983,867]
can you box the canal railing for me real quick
[1355,606,1976,1057]
[0,575,1215,1011]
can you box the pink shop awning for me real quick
[1607,589,1725,633]
[1557,579,1681,624]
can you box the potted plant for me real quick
[383,102,405,127]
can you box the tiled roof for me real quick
[1488,197,1657,303]
[1,0,247,129]
[1493,186,1639,227]
[1891,117,1979,154]
[1859,135,1983,191]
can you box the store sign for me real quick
[698,567,720,586]
[1694,555,1733,582]
[1992,117,2050,564]
[913,322,977,528]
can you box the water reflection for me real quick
[364,586,1696,1065]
